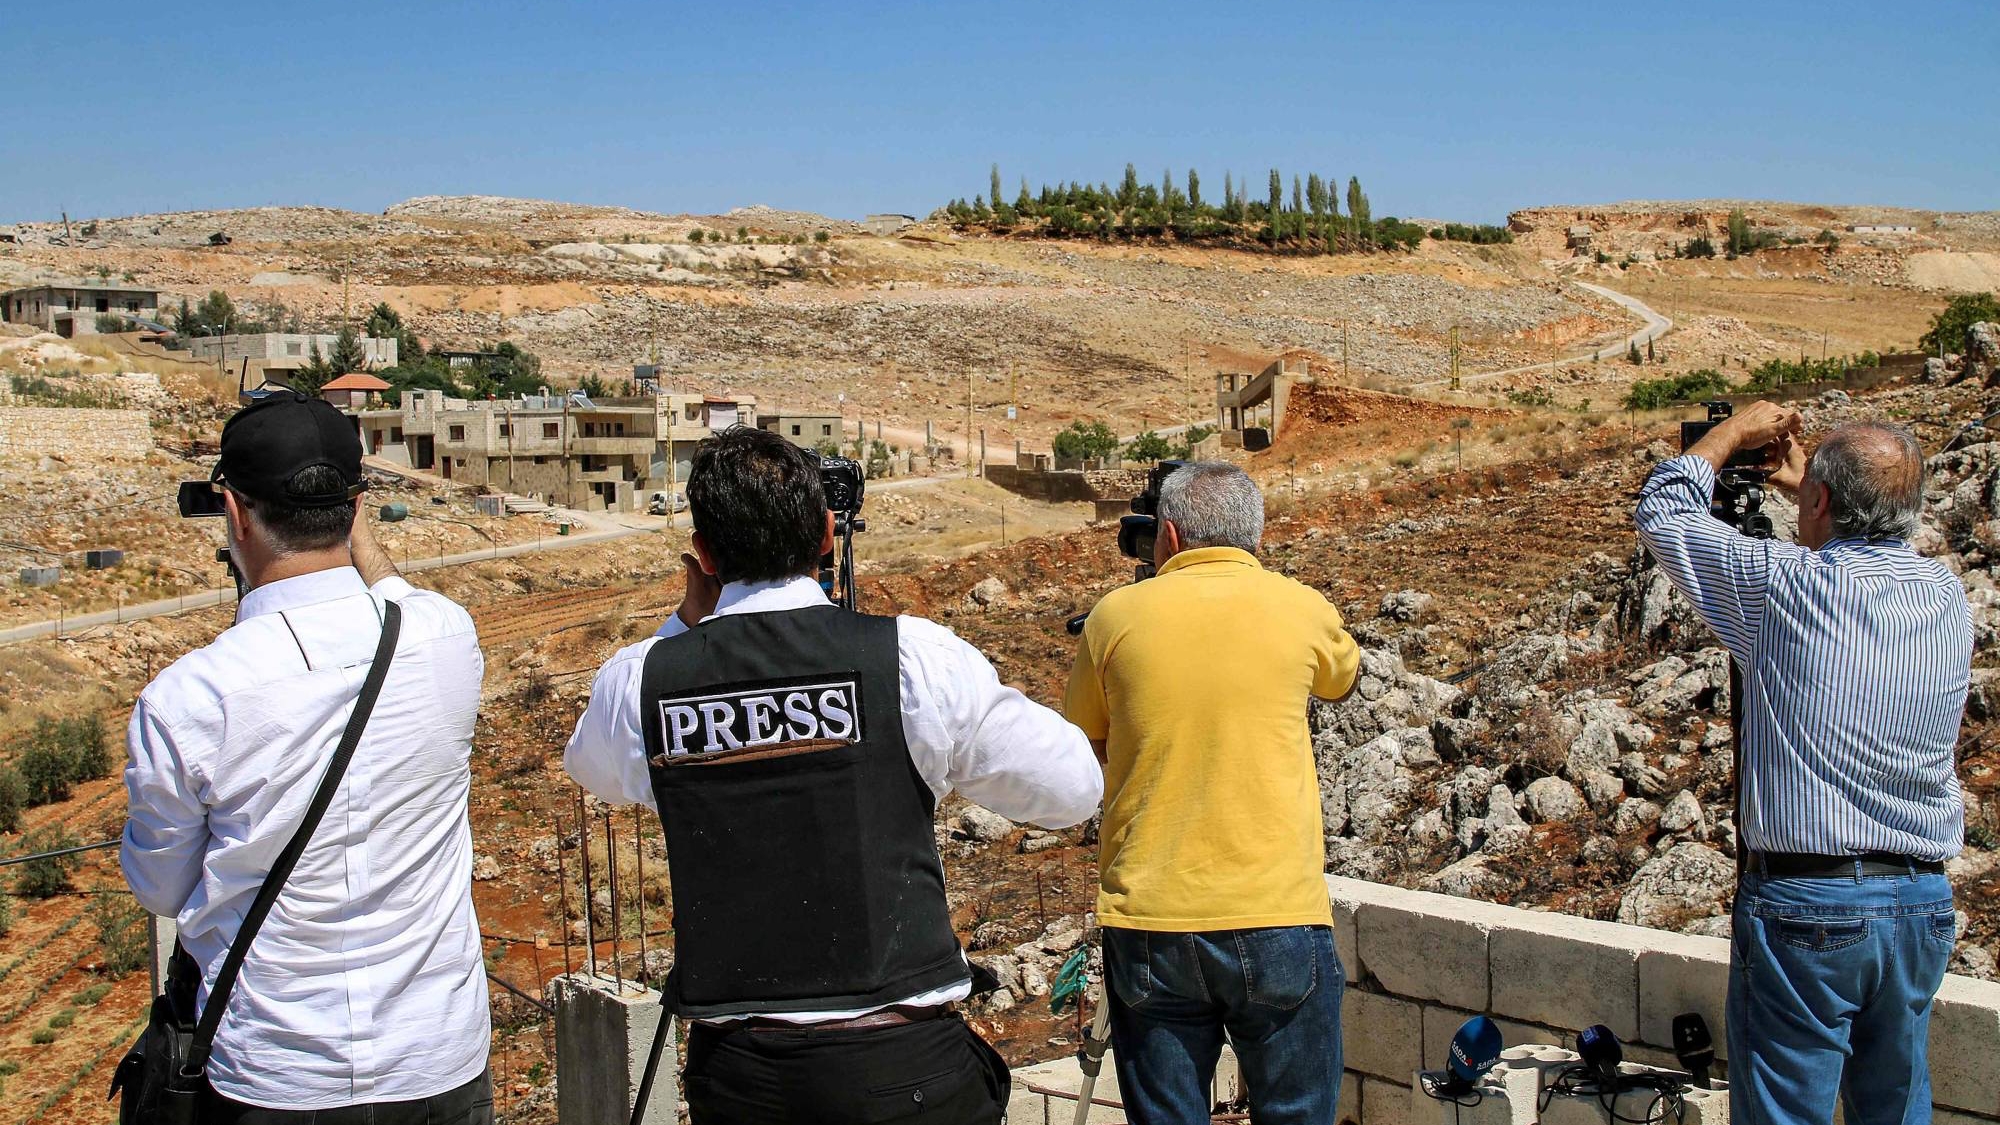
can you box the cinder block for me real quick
[1489,913,1644,1042]
[1345,989,1424,1081]
[1680,1082,1730,1125]
[1930,974,2000,1116]
[550,973,675,1125]
[1637,930,1731,1058]
[1009,1047,1125,1124]
[1363,1076,1412,1125]
[1357,893,1507,1011]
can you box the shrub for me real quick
[94,314,128,333]
[0,1059,17,1076]
[72,982,112,1007]
[1920,292,2000,357]
[0,765,25,832]
[91,893,151,976]
[14,826,82,898]
[1506,388,1555,408]
[687,228,703,243]
[47,1008,75,1029]
[30,1028,55,1045]
[0,893,12,938]
[1622,369,1734,411]
[1174,424,1217,457]
[1124,431,1174,462]
[1678,236,1716,259]
[1052,420,1119,461]
[14,715,111,806]
[813,230,830,244]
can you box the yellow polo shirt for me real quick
[1065,546,1359,932]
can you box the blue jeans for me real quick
[1103,925,1344,1125]
[1728,868,1954,1125]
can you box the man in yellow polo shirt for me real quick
[1066,461,1358,1125]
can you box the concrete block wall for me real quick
[0,406,152,458]
[1329,876,2000,1123]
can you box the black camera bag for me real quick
[109,600,402,1124]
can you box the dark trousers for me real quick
[683,1012,1010,1125]
[197,1069,493,1125]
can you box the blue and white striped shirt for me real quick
[1635,455,1971,860]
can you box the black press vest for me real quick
[639,604,965,1019]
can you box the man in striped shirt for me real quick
[1636,401,1970,1125]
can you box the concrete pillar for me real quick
[148,913,177,997]
[551,973,676,1125]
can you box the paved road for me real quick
[0,522,659,647]
[1411,281,1673,391]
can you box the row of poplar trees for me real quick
[938,164,1424,252]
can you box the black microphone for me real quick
[1673,1013,1715,1089]
[1577,1024,1622,1084]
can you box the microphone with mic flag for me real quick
[1672,1013,1714,1089]
[1420,1015,1504,1101]
[1577,1023,1622,1083]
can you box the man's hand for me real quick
[1767,435,1807,495]
[674,552,722,630]
[349,501,401,585]
[1686,400,1802,473]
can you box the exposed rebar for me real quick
[553,804,574,977]
[634,806,649,983]
[605,807,623,985]
[576,791,596,973]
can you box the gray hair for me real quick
[1158,462,1264,552]
[1804,422,1925,541]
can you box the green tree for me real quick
[328,326,368,375]
[293,341,334,396]
[13,827,81,899]
[1726,210,1750,256]
[1052,420,1120,462]
[577,373,609,398]
[16,717,107,806]
[1920,292,2000,357]
[196,290,238,336]
[1124,431,1174,462]
[1174,424,1217,458]
[1186,168,1201,210]
[171,298,199,337]
[1628,341,1643,365]
[1266,169,1283,242]
[1119,164,1141,210]
[1346,177,1364,240]
[990,164,1004,214]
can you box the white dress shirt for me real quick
[564,574,1102,1022]
[122,567,489,1110]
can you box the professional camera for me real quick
[1115,458,1186,573]
[1680,401,1774,540]
[818,454,867,611]
[1067,459,1186,635]
[177,479,226,519]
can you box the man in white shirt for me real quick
[565,427,1101,1125]
[122,391,491,1124]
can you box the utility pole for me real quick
[1449,325,1462,392]
[1341,321,1349,383]
[965,369,973,479]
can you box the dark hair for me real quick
[687,426,826,583]
[238,465,355,554]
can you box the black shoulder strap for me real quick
[181,598,403,1077]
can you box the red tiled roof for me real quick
[322,373,391,391]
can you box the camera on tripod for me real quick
[1680,401,1775,540]
[819,455,867,610]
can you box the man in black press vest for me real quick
[565,426,1102,1124]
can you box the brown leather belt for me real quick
[1749,852,1947,879]
[732,1005,955,1033]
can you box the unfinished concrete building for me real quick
[1214,357,1310,449]
[1,282,160,336]
[357,389,755,512]
[185,332,398,383]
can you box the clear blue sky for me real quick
[3,0,1992,225]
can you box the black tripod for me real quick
[1717,470,1774,877]
[820,511,866,610]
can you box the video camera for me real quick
[1680,401,1774,540]
[1066,459,1186,635]
[819,455,867,611]
[176,478,249,594]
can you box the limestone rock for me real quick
[1659,790,1703,833]
[1379,589,1434,622]
[1616,843,1735,929]
[1524,776,1586,823]
[1420,853,1517,900]
[955,806,1016,843]
[967,577,1009,608]
[1580,769,1626,812]
[1612,798,1662,836]
[471,854,501,881]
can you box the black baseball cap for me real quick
[215,390,366,508]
